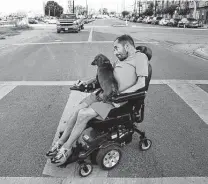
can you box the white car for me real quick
[159,18,170,26]
[48,19,57,24]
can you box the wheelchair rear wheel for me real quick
[96,145,122,170]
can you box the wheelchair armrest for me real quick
[111,91,147,103]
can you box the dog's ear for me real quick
[100,54,110,64]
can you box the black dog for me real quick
[91,54,118,102]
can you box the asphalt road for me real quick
[0,18,208,180]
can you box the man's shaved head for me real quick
[114,34,135,48]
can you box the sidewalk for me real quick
[203,24,208,29]
[172,44,208,60]
[194,46,208,60]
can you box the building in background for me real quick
[68,0,73,13]
[189,1,208,23]
[135,0,152,15]
[134,0,208,23]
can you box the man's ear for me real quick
[124,43,129,51]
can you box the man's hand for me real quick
[76,80,87,86]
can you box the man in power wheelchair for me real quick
[46,35,152,177]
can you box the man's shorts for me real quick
[80,93,115,120]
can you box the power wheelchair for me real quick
[55,46,153,177]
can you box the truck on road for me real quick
[56,14,84,33]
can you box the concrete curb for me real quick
[193,47,208,60]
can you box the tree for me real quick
[143,2,154,16]
[163,4,177,17]
[75,5,86,15]
[110,11,116,15]
[45,1,63,17]
[103,8,108,15]
[98,8,108,15]
[122,11,130,17]
[178,0,190,16]
[156,8,162,15]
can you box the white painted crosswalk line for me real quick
[0,80,207,178]
[42,90,108,178]
[168,83,208,124]
[0,177,208,184]
[0,85,17,101]
[0,80,208,86]
[42,90,89,177]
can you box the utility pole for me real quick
[154,0,157,16]
[73,0,74,13]
[86,0,88,16]
[193,0,197,19]
[139,0,141,17]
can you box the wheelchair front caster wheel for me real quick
[79,163,93,177]
[139,139,152,151]
[96,145,122,170]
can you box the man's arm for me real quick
[84,77,97,85]
[82,76,100,90]
[121,76,146,93]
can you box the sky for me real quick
[0,0,134,15]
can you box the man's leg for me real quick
[58,102,88,144]
[51,107,98,165]
[63,107,98,149]
[46,102,88,158]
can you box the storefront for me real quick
[189,1,208,24]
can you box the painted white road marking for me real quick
[168,83,208,124]
[42,91,108,178]
[0,177,207,184]
[0,81,77,86]
[130,25,208,31]
[63,177,208,184]
[0,80,208,86]
[0,85,17,101]
[0,80,207,178]
[88,28,93,42]
[42,91,89,177]
[12,41,159,46]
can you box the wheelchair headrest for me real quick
[136,46,152,61]
[135,46,152,91]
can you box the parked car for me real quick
[133,16,139,22]
[146,16,154,24]
[142,17,148,23]
[159,18,170,26]
[136,17,143,23]
[129,17,134,22]
[168,18,181,27]
[28,18,38,24]
[48,19,57,24]
[178,18,201,28]
[151,17,163,25]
